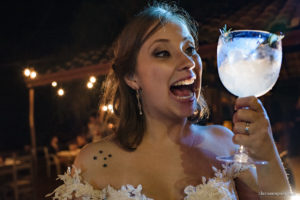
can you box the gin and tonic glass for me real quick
[216,30,283,164]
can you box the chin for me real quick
[177,101,197,119]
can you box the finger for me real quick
[235,96,264,112]
[232,134,251,147]
[233,108,258,123]
[233,122,251,135]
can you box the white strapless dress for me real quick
[46,164,249,200]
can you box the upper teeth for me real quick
[173,78,195,86]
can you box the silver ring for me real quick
[245,122,250,134]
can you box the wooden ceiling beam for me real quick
[25,62,111,88]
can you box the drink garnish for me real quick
[261,33,284,48]
[220,24,232,42]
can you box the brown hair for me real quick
[101,2,208,151]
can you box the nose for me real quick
[176,52,195,71]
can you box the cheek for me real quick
[194,55,202,81]
[196,55,202,71]
[137,63,170,93]
[194,55,202,99]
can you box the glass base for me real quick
[216,153,268,165]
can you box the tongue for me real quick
[171,88,193,97]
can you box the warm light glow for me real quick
[58,88,64,96]
[108,123,114,129]
[108,104,114,113]
[24,68,31,77]
[30,71,37,79]
[102,105,108,111]
[52,81,57,87]
[89,76,96,83]
[291,194,300,200]
[87,82,93,89]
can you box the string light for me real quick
[23,68,37,79]
[87,82,93,89]
[102,105,108,111]
[108,104,114,113]
[89,76,96,83]
[30,71,37,79]
[101,104,114,113]
[52,81,57,87]
[24,68,31,77]
[57,88,64,96]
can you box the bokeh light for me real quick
[102,105,108,111]
[89,76,96,83]
[24,68,31,77]
[87,82,93,89]
[30,71,37,79]
[51,81,57,87]
[57,88,64,96]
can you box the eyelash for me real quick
[154,50,170,58]
[185,46,196,56]
[153,46,196,58]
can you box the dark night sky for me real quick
[0,1,74,62]
[0,0,288,151]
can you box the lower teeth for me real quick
[175,93,194,100]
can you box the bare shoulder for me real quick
[192,124,237,156]
[74,139,114,169]
[206,124,233,138]
[73,138,125,180]
[192,123,234,139]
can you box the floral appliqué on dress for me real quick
[46,164,249,200]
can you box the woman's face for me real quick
[134,21,202,120]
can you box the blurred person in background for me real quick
[76,134,88,149]
[49,136,60,154]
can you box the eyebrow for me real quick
[149,36,194,49]
[150,38,170,47]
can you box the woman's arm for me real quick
[232,96,292,200]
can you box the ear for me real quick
[124,73,140,90]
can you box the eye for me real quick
[185,46,197,56]
[153,50,170,58]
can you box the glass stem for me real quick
[238,145,247,154]
[234,145,249,163]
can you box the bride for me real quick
[48,2,291,200]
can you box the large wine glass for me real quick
[216,29,283,164]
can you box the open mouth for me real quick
[170,77,196,100]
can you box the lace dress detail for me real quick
[46,164,249,200]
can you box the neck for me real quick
[143,114,192,145]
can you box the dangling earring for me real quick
[136,89,142,115]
